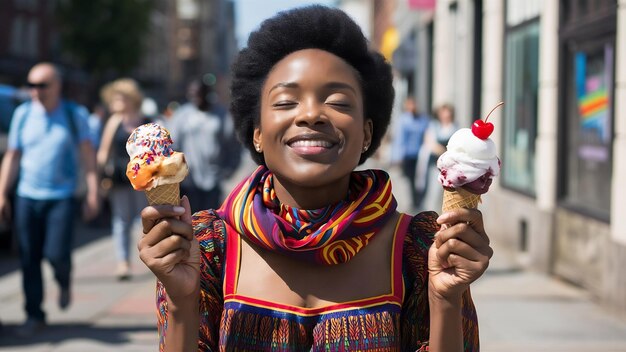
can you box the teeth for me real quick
[290,140,333,148]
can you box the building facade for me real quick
[0,0,237,109]
[0,0,92,103]
[130,0,237,107]
[406,0,625,315]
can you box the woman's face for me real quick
[438,107,453,124]
[109,92,131,114]
[254,49,372,190]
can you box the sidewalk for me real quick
[473,246,626,352]
[386,162,626,352]
[1,163,626,351]
[0,223,158,352]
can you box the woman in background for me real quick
[97,78,150,280]
[419,103,459,213]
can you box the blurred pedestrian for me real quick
[392,96,430,209]
[418,103,458,212]
[88,103,107,149]
[167,78,241,213]
[97,78,149,280]
[0,62,99,336]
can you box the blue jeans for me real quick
[15,196,75,321]
[109,186,146,262]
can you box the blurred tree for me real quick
[56,0,153,75]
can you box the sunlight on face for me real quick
[253,49,373,206]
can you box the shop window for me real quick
[502,18,539,194]
[562,40,613,218]
[559,0,616,220]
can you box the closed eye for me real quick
[272,101,298,109]
[327,101,352,110]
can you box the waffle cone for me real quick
[442,187,481,213]
[145,183,180,205]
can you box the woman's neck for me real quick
[272,174,351,210]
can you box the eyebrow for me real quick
[268,81,358,95]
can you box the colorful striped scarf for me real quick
[217,166,397,265]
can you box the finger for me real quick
[141,205,186,234]
[180,196,193,225]
[446,253,489,279]
[437,209,488,242]
[150,234,191,258]
[437,230,493,258]
[158,248,190,270]
[141,237,187,267]
[138,220,173,249]
[141,218,193,247]
[437,208,477,226]
[436,222,491,250]
[436,238,487,263]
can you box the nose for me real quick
[294,97,326,126]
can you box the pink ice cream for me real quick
[437,128,500,194]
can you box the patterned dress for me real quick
[156,210,479,351]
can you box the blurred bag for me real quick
[97,115,124,195]
[101,157,128,187]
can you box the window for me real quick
[26,19,38,58]
[502,1,540,194]
[559,0,616,220]
[562,40,614,218]
[9,16,25,56]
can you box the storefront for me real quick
[422,0,626,313]
[553,0,617,293]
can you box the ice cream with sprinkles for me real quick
[125,123,188,192]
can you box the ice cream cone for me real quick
[442,187,481,213]
[145,183,180,205]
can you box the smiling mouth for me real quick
[288,140,334,148]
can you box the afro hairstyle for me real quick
[230,5,395,165]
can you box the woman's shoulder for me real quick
[192,209,227,254]
[403,210,439,252]
[400,211,438,283]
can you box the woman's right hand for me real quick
[138,196,200,301]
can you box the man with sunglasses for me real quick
[0,62,99,336]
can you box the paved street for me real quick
[1,157,626,351]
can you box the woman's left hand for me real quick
[427,208,493,301]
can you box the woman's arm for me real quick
[151,209,227,352]
[139,197,203,351]
[427,209,491,351]
[96,114,122,167]
[428,289,463,351]
[161,286,200,352]
[424,129,446,157]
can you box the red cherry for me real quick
[472,101,503,139]
[472,119,494,139]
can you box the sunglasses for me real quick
[26,82,49,89]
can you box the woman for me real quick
[419,104,459,213]
[98,78,150,280]
[139,6,491,351]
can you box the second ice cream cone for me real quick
[442,187,481,213]
[145,183,180,205]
